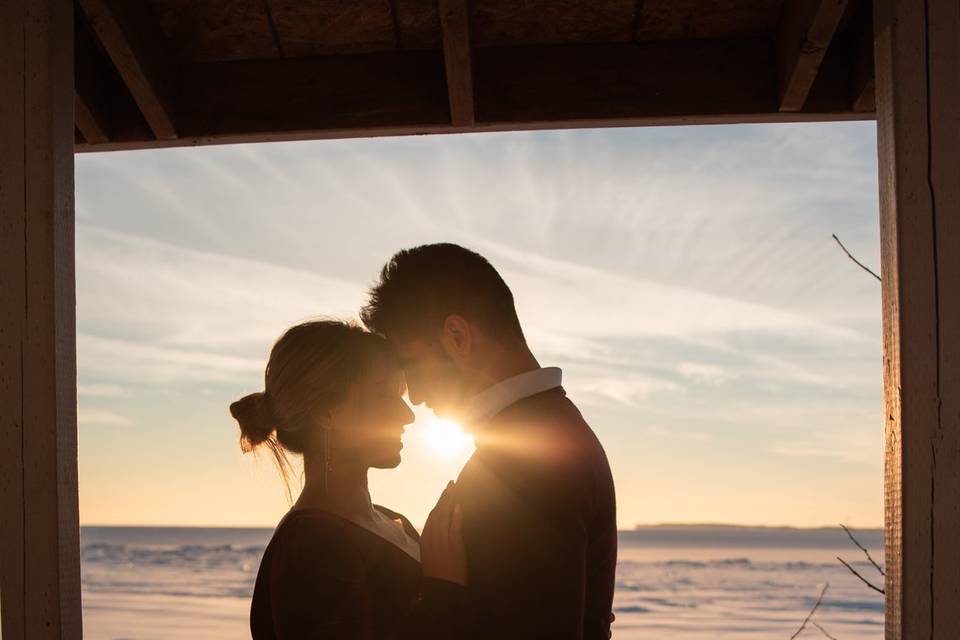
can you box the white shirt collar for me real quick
[464,367,563,426]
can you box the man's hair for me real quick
[361,243,526,347]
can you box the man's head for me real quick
[360,243,529,419]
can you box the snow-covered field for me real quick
[80,525,884,639]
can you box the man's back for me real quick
[455,387,617,639]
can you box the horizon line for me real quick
[78,521,885,531]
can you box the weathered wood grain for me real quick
[151,0,280,62]
[1,1,81,638]
[472,0,635,46]
[74,15,110,144]
[0,2,28,632]
[268,0,397,57]
[439,0,475,126]
[78,0,178,139]
[874,0,960,637]
[75,33,877,152]
[777,0,850,111]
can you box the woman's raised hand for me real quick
[420,481,467,586]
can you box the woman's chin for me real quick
[371,453,402,469]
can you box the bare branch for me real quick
[840,523,885,576]
[813,621,839,640]
[832,234,881,282]
[791,583,829,640]
[837,556,885,594]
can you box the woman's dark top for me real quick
[250,506,465,640]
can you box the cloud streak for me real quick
[75,122,884,528]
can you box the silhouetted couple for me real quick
[231,244,617,639]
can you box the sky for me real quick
[75,121,883,530]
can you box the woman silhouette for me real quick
[230,320,466,639]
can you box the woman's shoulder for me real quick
[266,510,376,582]
[273,509,372,555]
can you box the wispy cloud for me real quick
[75,122,884,527]
[78,383,129,398]
[78,409,134,428]
[678,362,737,385]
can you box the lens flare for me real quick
[422,418,474,458]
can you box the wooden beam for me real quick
[851,5,875,113]
[75,94,109,144]
[438,0,475,126]
[77,0,177,139]
[75,38,874,153]
[1,1,82,639]
[874,0,960,638]
[0,5,27,632]
[777,0,850,111]
[74,14,110,144]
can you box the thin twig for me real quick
[813,621,839,640]
[840,523,885,576]
[837,556,885,594]
[832,234,881,282]
[791,583,829,640]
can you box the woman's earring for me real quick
[322,428,331,491]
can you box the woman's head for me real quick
[229,320,415,482]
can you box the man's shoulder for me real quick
[483,388,609,477]
[496,386,589,430]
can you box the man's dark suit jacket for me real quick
[455,386,617,639]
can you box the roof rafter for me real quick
[74,18,110,144]
[74,96,108,145]
[776,0,850,112]
[77,0,178,139]
[75,38,873,152]
[438,0,476,126]
[850,6,875,113]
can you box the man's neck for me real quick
[471,345,541,395]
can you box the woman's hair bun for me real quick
[229,391,276,450]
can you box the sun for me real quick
[422,418,474,459]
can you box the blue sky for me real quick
[75,121,883,529]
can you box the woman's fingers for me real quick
[451,503,463,537]
[434,482,455,549]
[420,481,467,585]
[422,481,455,547]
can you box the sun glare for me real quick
[422,418,474,459]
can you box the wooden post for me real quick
[0,1,82,638]
[874,0,960,638]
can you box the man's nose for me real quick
[406,384,424,406]
[400,400,415,426]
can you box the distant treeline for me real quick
[620,524,884,548]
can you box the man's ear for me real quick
[440,314,472,362]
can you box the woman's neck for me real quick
[296,456,373,520]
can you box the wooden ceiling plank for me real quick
[439,0,475,126]
[77,0,178,139]
[777,0,850,112]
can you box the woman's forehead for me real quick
[362,358,405,389]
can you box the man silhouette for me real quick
[361,243,617,640]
